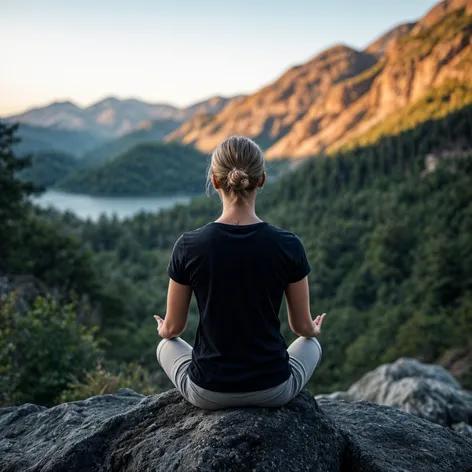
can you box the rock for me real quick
[347,358,472,427]
[453,422,472,437]
[1,388,472,472]
[315,391,353,402]
[319,398,472,471]
[317,357,472,434]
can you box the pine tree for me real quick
[0,122,41,272]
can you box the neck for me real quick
[216,196,262,225]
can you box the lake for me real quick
[35,190,193,221]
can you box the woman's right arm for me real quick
[285,276,326,337]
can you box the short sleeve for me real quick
[167,234,190,285]
[288,235,311,284]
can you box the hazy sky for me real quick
[1,0,436,115]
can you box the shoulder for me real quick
[265,224,304,245]
[177,223,215,247]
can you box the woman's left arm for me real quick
[155,279,192,339]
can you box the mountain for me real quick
[81,98,179,137]
[8,101,84,130]
[413,0,472,30]
[338,80,472,152]
[166,0,472,159]
[19,150,80,188]
[56,142,209,196]
[80,119,181,166]
[178,95,243,120]
[268,2,472,158]
[4,95,239,140]
[364,23,416,57]
[13,123,104,156]
[166,45,377,151]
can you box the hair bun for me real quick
[227,168,250,191]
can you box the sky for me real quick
[1,0,437,116]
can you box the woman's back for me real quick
[156,135,325,410]
[168,221,311,392]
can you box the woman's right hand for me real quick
[154,315,165,337]
[313,313,327,336]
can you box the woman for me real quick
[155,136,326,410]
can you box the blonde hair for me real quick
[207,136,265,202]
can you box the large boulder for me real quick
[1,388,471,472]
[317,358,472,432]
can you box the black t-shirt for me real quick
[167,221,311,392]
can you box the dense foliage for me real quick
[57,142,210,196]
[0,122,39,270]
[19,149,79,187]
[48,102,472,394]
[0,122,158,406]
[0,295,100,406]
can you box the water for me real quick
[35,190,193,221]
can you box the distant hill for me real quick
[13,123,104,157]
[81,119,181,166]
[57,142,209,196]
[4,95,239,140]
[166,0,472,158]
[20,150,80,188]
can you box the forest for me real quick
[1,96,472,406]
[56,142,210,196]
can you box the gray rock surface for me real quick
[1,388,472,472]
[453,422,472,437]
[317,358,472,431]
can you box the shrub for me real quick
[58,362,158,403]
[0,294,101,406]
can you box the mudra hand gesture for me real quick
[313,313,326,337]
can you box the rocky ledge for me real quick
[1,388,472,471]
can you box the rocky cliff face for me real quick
[1,358,472,471]
[167,0,472,159]
[166,45,377,153]
[364,23,416,57]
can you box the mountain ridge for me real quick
[4,95,240,139]
[167,0,472,159]
[5,0,471,159]
[166,44,377,151]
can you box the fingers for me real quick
[318,313,327,326]
[313,313,327,336]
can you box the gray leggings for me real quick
[156,336,322,410]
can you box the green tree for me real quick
[0,294,101,406]
[0,122,40,271]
